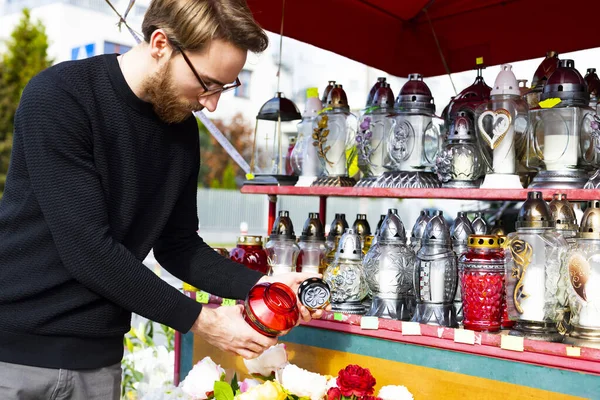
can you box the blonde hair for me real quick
[142,0,269,53]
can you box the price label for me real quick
[221,298,236,306]
[539,98,562,109]
[196,291,209,304]
[402,321,421,336]
[476,57,484,65]
[333,312,344,321]
[454,329,475,345]
[360,316,379,330]
[500,335,524,352]
[566,346,581,357]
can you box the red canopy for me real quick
[248,0,600,78]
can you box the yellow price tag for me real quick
[196,291,209,304]
[539,98,562,109]
[476,57,484,65]
[221,298,237,306]
[245,173,255,180]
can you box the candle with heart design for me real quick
[475,64,529,188]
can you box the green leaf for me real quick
[230,372,240,393]
[132,370,144,382]
[213,381,234,400]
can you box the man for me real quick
[0,0,321,398]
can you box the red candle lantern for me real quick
[458,235,506,332]
[243,282,300,337]
[229,235,270,274]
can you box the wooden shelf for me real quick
[241,185,600,201]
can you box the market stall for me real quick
[175,1,600,398]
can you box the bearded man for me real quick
[0,1,320,398]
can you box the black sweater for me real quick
[0,54,263,369]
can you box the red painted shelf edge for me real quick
[240,185,600,201]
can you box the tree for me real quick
[197,113,254,189]
[0,9,52,196]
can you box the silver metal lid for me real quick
[411,210,432,241]
[451,212,474,244]
[423,210,452,244]
[378,208,407,243]
[472,212,489,235]
[337,228,363,261]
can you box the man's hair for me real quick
[142,0,269,53]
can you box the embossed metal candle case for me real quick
[450,212,474,323]
[375,74,443,188]
[297,212,327,274]
[243,282,300,337]
[229,235,270,274]
[324,229,369,314]
[410,210,432,254]
[564,201,600,348]
[265,211,300,276]
[363,208,417,320]
[459,235,506,332]
[412,211,459,327]
[505,191,570,342]
[356,83,396,187]
[298,277,331,311]
[311,84,358,187]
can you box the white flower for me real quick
[239,378,262,393]
[180,357,225,399]
[243,343,288,377]
[124,346,174,398]
[141,386,192,400]
[378,385,414,400]
[278,364,328,400]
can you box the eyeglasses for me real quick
[175,44,241,99]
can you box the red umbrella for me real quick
[248,0,600,77]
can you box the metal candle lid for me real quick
[352,214,372,237]
[270,210,296,240]
[366,77,387,107]
[328,213,349,241]
[326,84,350,111]
[337,228,362,261]
[447,67,491,117]
[374,214,386,236]
[467,234,506,249]
[530,51,560,91]
[448,112,476,141]
[371,83,395,109]
[491,64,520,96]
[578,200,600,240]
[516,191,554,229]
[451,212,474,244]
[472,212,489,235]
[321,80,336,104]
[584,68,600,102]
[298,277,331,310]
[257,92,302,121]
[422,210,451,244]
[490,220,506,236]
[237,235,263,246]
[300,212,326,242]
[542,59,589,107]
[395,73,435,114]
[549,194,578,231]
[411,210,432,241]
[378,208,407,244]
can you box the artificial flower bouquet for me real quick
[141,344,413,400]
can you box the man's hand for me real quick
[192,305,277,359]
[258,272,331,323]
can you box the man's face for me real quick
[142,38,247,124]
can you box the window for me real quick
[103,41,132,55]
[234,69,252,98]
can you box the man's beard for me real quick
[141,60,204,124]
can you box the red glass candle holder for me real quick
[229,236,270,274]
[243,282,300,337]
[458,235,506,332]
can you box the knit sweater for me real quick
[0,54,263,370]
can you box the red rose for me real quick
[360,396,382,400]
[327,387,342,400]
[336,365,376,397]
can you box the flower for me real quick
[279,364,329,400]
[327,387,342,400]
[125,346,174,398]
[360,396,383,400]
[337,365,376,397]
[377,385,414,400]
[141,386,192,400]
[234,380,286,400]
[239,378,261,393]
[180,357,225,400]
[360,117,372,131]
[243,343,288,377]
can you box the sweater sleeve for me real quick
[16,72,203,334]
[153,134,264,300]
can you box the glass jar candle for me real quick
[243,282,300,337]
[459,235,506,332]
[229,235,270,274]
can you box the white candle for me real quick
[271,265,295,276]
[578,262,600,327]
[518,234,546,322]
[429,261,447,303]
[543,134,578,170]
[492,126,515,174]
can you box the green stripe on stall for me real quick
[283,326,599,399]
